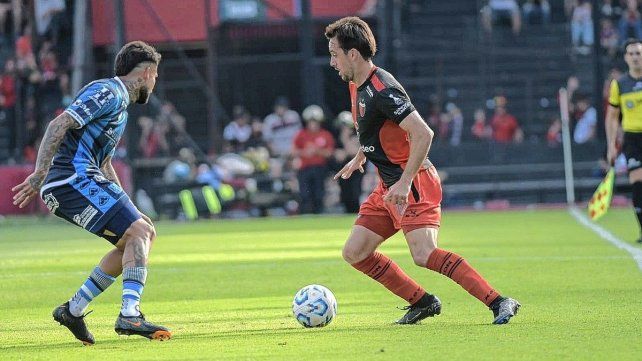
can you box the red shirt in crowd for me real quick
[293,128,335,169]
[491,113,519,143]
[0,74,16,108]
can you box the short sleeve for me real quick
[375,87,416,124]
[65,83,120,127]
[608,79,620,107]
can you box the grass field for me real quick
[1,208,641,360]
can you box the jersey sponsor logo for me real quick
[394,101,411,116]
[366,86,373,97]
[43,193,59,213]
[360,145,375,153]
[388,93,404,105]
[73,99,93,117]
[359,99,366,117]
[73,205,99,229]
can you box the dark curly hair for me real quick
[114,41,161,76]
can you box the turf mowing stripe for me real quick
[569,206,642,273]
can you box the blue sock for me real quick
[69,267,116,317]
[121,267,147,317]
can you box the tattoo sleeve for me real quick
[101,156,123,188]
[31,113,79,188]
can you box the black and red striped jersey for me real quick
[349,67,419,187]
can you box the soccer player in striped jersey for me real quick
[326,17,520,325]
[11,41,171,345]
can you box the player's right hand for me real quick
[607,144,618,166]
[333,156,365,180]
[11,172,45,208]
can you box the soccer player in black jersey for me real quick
[326,17,520,325]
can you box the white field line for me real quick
[569,206,642,273]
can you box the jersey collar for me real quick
[357,66,378,91]
[114,77,131,106]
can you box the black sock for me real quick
[632,182,642,237]
[488,296,505,310]
[415,293,436,307]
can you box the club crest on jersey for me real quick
[359,99,366,117]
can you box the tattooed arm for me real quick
[101,156,123,188]
[11,112,80,208]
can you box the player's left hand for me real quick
[383,179,411,206]
[11,171,46,208]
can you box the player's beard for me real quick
[340,68,353,82]
[137,86,151,104]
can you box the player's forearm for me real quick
[32,113,77,186]
[102,162,122,187]
[400,128,433,184]
[605,111,619,147]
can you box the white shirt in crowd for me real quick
[262,109,302,156]
[223,121,252,143]
[573,106,597,144]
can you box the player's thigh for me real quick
[404,227,439,267]
[342,225,387,264]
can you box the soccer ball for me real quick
[292,284,337,328]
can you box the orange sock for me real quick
[352,252,425,304]
[426,248,499,306]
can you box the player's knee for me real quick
[125,219,154,242]
[411,248,435,267]
[342,245,366,264]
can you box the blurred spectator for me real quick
[600,0,622,21]
[164,147,197,184]
[292,105,334,214]
[618,0,642,43]
[1,58,17,152]
[159,101,191,155]
[490,96,523,143]
[471,108,491,140]
[522,0,551,25]
[546,117,562,147]
[34,0,66,44]
[245,116,267,149]
[426,95,445,138]
[600,18,619,58]
[445,102,463,146]
[333,111,362,213]
[138,116,169,158]
[263,96,301,157]
[223,105,252,152]
[571,0,594,54]
[572,94,597,144]
[481,0,522,35]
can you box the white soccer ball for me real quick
[292,284,338,328]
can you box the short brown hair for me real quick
[114,41,162,76]
[325,17,376,60]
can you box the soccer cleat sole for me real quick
[115,328,172,341]
[492,303,521,325]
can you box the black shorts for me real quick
[40,174,141,245]
[623,132,642,172]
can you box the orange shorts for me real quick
[355,166,442,239]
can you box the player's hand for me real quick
[11,171,46,208]
[383,179,411,206]
[607,144,618,166]
[333,156,365,180]
[139,211,154,226]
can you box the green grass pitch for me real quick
[1,208,641,360]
